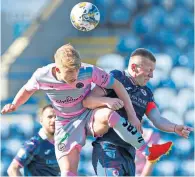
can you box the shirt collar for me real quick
[38,128,54,144]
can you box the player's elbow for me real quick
[82,97,94,109]
[82,98,90,108]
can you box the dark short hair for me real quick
[131,48,156,62]
[40,104,53,115]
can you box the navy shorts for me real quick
[92,142,135,176]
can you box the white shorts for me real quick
[54,109,95,161]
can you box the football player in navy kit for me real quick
[7,104,60,176]
[83,48,193,176]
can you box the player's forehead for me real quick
[42,107,55,116]
[132,55,155,67]
[64,67,78,71]
[59,67,79,74]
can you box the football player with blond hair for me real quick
[2,44,174,176]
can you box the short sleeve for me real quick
[145,89,157,116]
[104,70,124,96]
[109,70,124,82]
[92,66,114,89]
[14,139,39,167]
[23,69,41,91]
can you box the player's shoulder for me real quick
[23,134,41,149]
[78,63,95,79]
[110,69,124,78]
[80,63,93,73]
[34,63,55,78]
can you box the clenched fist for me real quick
[105,98,124,111]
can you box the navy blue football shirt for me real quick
[93,69,156,158]
[14,128,60,176]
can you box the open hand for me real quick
[1,104,17,114]
[175,125,194,139]
[130,118,143,134]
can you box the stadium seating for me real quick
[1,0,194,176]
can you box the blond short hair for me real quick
[54,44,81,69]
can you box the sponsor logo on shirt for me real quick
[46,159,58,165]
[131,95,147,108]
[56,95,84,104]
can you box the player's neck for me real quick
[39,128,54,143]
[45,131,54,141]
[126,70,139,86]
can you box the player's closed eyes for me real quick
[48,115,55,119]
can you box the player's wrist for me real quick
[11,103,18,109]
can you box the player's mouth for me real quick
[68,79,76,83]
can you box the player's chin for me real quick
[67,80,76,85]
[49,130,55,135]
[49,126,55,133]
[140,82,147,86]
[143,80,149,85]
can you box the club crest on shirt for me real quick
[76,82,84,88]
[141,89,147,96]
[58,143,66,152]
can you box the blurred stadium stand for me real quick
[1,0,194,176]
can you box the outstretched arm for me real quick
[7,159,22,176]
[1,86,35,114]
[147,107,193,138]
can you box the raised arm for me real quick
[7,159,22,176]
[1,68,40,114]
[1,86,35,114]
[147,107,193,138]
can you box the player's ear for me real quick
[131,64,137,71]
[55,67,60,73]
[39,116,43,125]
